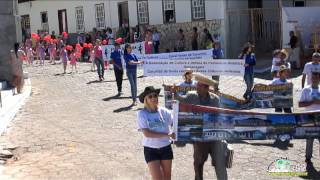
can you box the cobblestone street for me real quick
[0,62,319,180]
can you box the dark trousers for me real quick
[192,41,198,50]
[243,73,254,99]
[153,41,160,53]
[193,141,228,180]
[95,57,104,78]
[114,68,123,92]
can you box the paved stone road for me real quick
[0,62,319,180]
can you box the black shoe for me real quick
[305,158,311,163]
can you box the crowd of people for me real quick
[13,27,320,180]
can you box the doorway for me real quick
[118,2,129,27]
[58,9,68,34]
[248,0,262,8]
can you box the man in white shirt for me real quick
[301,52,320,89]
[299,72,320,162]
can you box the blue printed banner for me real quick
[173,102,320,142]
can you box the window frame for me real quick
[162,0,176,24]
[136,0,149,25]
[75,6,85,32]
[190,0,206,21]
[95,3,105,29]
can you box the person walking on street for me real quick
[110,43,124,96]
[124,44,144,105]
[299,72,320,163]
[239,42,256,100]
[137,86,175,180]
[173,73,228,180]
[94,39,105,81]
[212,41,224,91]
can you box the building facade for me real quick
[17,0,320,56]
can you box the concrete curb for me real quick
[0,78,32,135]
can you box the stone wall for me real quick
[0,1,18,82]
[148,19,224,52]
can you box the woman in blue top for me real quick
[124,44,143,105]
[239,42,256,100]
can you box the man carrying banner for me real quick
[173,73,228,180]
[271,65,292,113]
[299,72,320,163]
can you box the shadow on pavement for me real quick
[113,104,134,113]
[247,140,293,150]
[86,80,103,84]
[300,161,320,179]
[54,73,65,76]
[102,95,131,101]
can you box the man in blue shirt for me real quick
[110,43,123,95]
[212,41,224,91]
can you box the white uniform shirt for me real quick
[302,62,320,85]
[137,107,173,148]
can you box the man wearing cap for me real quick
[174,73,228,180]
[302,52,320,89]
[110,43,123,95]
[299,72,320,162]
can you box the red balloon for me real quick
[62,32,68,38]
[88,43,93,49]
[76,43,81,47]
[66,45,73,51]
[115,38,123,43]
[44,35,51,42]
[83,43,88,48]
[75,52,81,58]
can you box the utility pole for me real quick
[279,0,283,48]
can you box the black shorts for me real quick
[144,145,173,163]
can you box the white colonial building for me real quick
[17,0,320,57]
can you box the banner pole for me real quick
[172,100,179,142]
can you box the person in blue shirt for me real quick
[124,44,144,105]
[110,43,123,95]
[239,42,256,100]
[212,41,224,91]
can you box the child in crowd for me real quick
[271,49,290,78]
[26,46,34,65]
[60,45,69,74]
[271,65,292,113]
[39,42,46,65]
[17,43,27,64]
[48,41,57,64]
[70,50,77,73]
[89,46,96,72]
